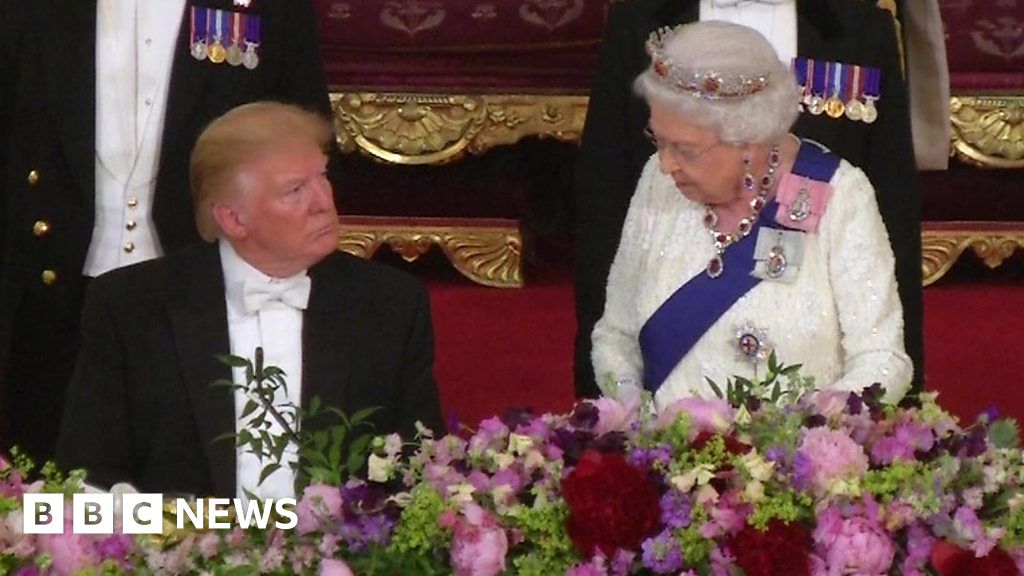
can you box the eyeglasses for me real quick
[643,125,721,164]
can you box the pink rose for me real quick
[443,503,509,576]
[657,397,734,436]
[295,484,344,535]
[318,558,355,576]
[812,508,895,575]
[797,428,869,497]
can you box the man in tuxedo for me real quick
[0,0,338,462]
[56,102,445,498]
[574,0,923,398]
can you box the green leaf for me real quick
[347,435,373,474]
[257,463,282,486]
[350,406,382,423]
[240,399,259,420]
[706,377,724,399]
[308,396,322,416]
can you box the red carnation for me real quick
[561,449,661,557]
[933,543,1020,576]
[730,519,812,576]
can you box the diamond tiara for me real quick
[645,26,769,100]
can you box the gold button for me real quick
[27,170,40,185]
[41,269,57,285]
[127,197,138,208]
[126,220,137,231]
[123,241,135,253]
[32,220,51,237]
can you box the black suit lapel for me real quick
[653,0,699,30]
[166,244,236,497]
[48,0,97,201]
[301,254,364,420]
[796,0,847,60]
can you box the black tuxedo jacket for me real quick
[0,0,337,460]
[573,0,922,397]
[56,245,445,497]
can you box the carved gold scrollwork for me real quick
[921,225,1024,286]
[330,92,589,165]
[337,218,523,288]
[950,96,1024,168]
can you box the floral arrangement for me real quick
[2,361,1024,576]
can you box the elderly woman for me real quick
[592,21,912,408]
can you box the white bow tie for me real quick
[242,276,311,313]
[712,0,789,7]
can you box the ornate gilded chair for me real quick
[315,0,605,287]
[921,0,1024,284]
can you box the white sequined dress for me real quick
[592,147,913,408]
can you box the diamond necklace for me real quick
[703,144,781,278]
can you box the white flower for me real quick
[447,482,477,505]
[671,463,715,492]
[740,451,775,482]
[367,453,395,483]
[507,433,534,455]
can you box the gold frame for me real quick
[330,92,588,165]
[922,222,1024,286]
[950,96,1024,169]
[337,216,524,288]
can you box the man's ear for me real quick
[212,201,248,240]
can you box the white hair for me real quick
[634,21,801,145]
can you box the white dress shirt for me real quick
[701,0,797,64]
[220,240,307,500]
[86,0,185,276]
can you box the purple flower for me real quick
[870,421,934,465]
[570,402,600,430]
[659,490,692,529]
[900,523,935,575]
[96,533,134,566]
[641,530,684,574]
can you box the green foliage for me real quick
[707,351,814,409]
[507,501,579,574]
[385,484,451,563]
[748,490,813,529]
[214,348,379,491]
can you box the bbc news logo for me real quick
[22,494,298,534]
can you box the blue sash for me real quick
[638,142,840,393]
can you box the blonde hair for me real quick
[634,21,800,145]
[189,101,334,241]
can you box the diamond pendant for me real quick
[766,245,787,278]
[707,255,724,278]
[788,188,811,222]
